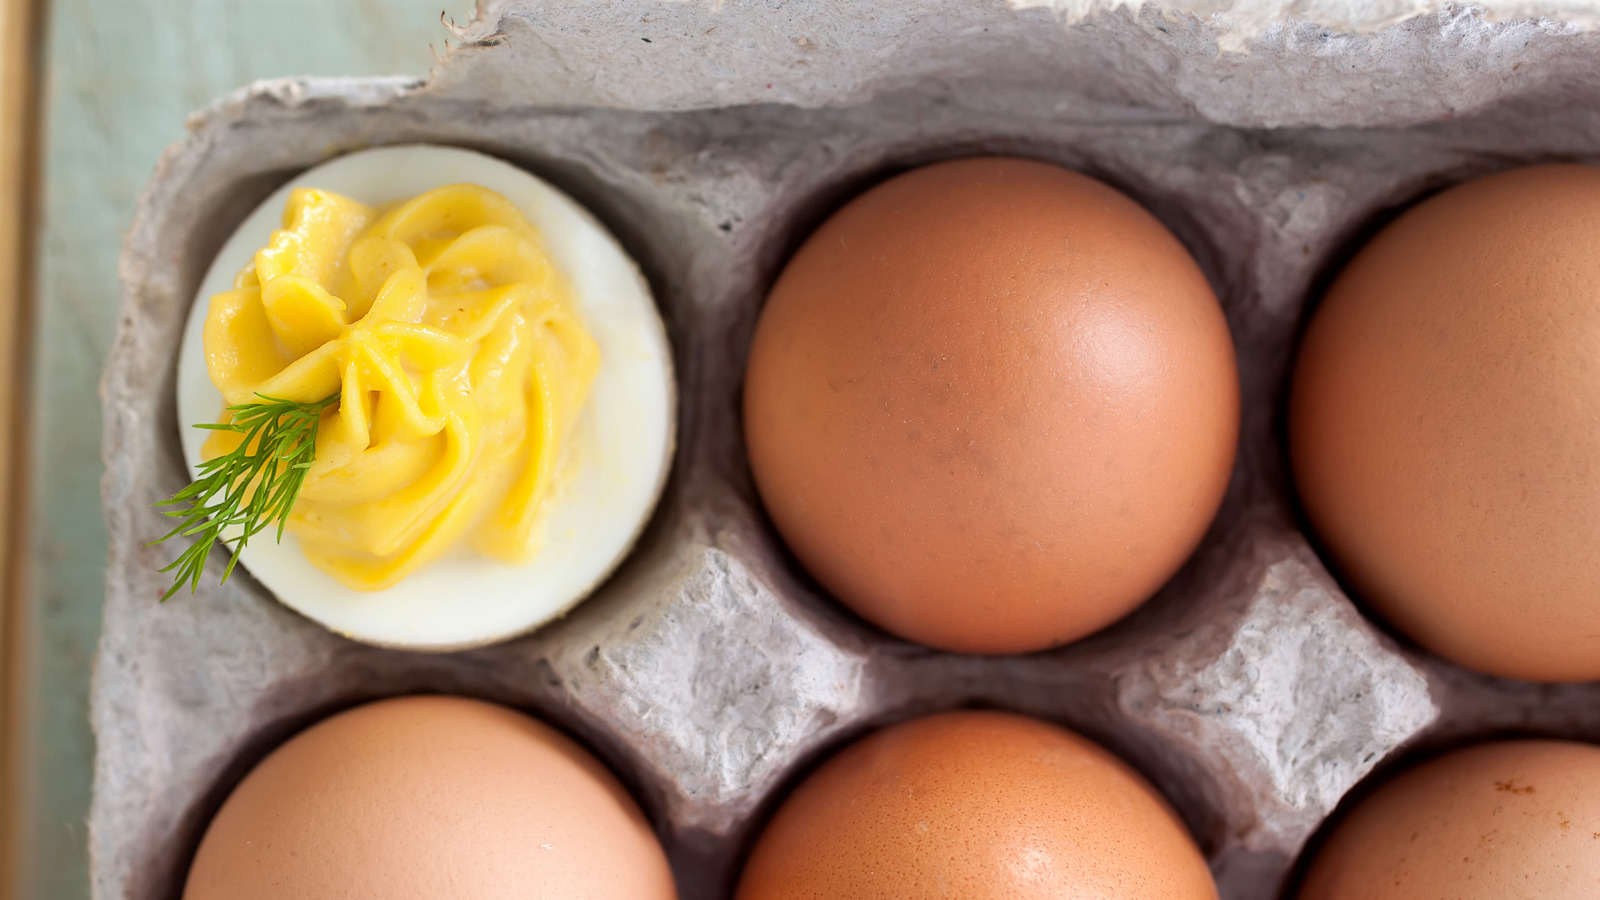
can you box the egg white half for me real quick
[175,145,676,651]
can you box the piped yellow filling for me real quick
[202,184,600,590]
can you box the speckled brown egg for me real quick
[1298,740,1600,899]
[743,157,1239,655]
[182,695,677,900]
[735,710,1217,900]
[1290,164,1600,682]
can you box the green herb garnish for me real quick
[152,391,340,600]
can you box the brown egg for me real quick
[1298,740,1600,898]
[743,157,1239,654]
[736,710,1217,900]
[182,696,676,900]
[1290,164,1600,682]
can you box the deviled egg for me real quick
[171,144,675,650]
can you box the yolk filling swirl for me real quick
[202,184,600,590]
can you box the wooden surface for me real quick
[15,2,471,897]
[1,0,40,896]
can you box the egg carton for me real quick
[94,2,1600,898]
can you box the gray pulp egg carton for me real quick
[95,2,1600,898]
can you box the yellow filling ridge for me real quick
[202,184,600,590]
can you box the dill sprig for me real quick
[152,391,340,600]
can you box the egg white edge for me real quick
[174,144,677,651]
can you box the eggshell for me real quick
[743,157,1239,655]
[1298,740,1600,899]
[1289,164,1600,682]
[735,710,1217,900]
[181,695,677,900]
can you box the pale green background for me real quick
[22,1,473,896]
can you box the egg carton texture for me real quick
[97,2,1600,899]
